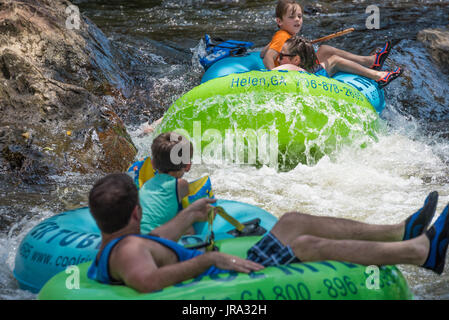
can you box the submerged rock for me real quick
[417,27,449,74]
[0,0,137,184]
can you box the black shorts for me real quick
[246,232,300,266]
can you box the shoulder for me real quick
[113,235,149,255]
[178,178,189,189]
[109,236,155,273]
[141,174,175,192]
[177,178,189,199]
[109,235,157,287]
[140,174,159,190]
[273,64,304,71]
[272,30,292,41]
[269,30,292,52]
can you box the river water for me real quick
[1,0,449,299]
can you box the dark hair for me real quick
[284,36,320,73]
[89,173,138,234]
[151,132,193,173]
[275,0,303,19]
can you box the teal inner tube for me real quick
[13,199,278,293]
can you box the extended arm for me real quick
[263,48,279,70]
[111,239,264,293]
[112,241,215,292]
[151,197,216,241]
[260,44,270,58]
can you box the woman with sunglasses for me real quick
[273,36,403,88]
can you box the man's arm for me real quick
[111,239,264,293]
[150,198,216,241]
[263,48,279,70]
[112,240,215,293]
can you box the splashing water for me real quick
[159,77,381,169]
[127,93,449,300]
[2,0,449,300]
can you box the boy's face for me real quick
[277,4,303,35]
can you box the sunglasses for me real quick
[279,52,297,60]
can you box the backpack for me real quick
[199,34,254,69]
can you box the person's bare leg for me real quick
[289,233,429,266]
[317,45,375,68]
[323,55,387,80]
[270,191,438,246]
[291,202,448,272]
[270,211,404,246]
[143,117,164,134]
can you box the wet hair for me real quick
[89,173,139,234]
[151,132,193,173]
[275,0,303,19]
[284,36,320,73]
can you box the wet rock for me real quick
[417,27,449,74]
[0,0,137,184]
[383,39,449,125]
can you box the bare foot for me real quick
[142,117,164,135]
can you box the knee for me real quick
[317,45,332,55]
[277,211,315,235]
[327,54,343,66]
[317,45,335,59]
[279,211,308,225]
[292,235,324,261]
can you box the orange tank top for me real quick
[268,30,293,66]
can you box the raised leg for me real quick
[291,202,448,271]
[290,233,429,266]
[270,211,404,245]
[316,44,375,68]
[322,55,386,80]
[271,191,438,246]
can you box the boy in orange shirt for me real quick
[261,0,303,69]
[262,0,393,74]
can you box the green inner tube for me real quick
[158,70,382,169]
[39,236,412,300]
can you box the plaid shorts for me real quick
[246,232,301,266]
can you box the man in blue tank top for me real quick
[88,173,449,293]
[88,173,263,292]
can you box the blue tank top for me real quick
[87,234,228,285]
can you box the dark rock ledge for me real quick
[0,0,137,184]
[417,26,449,74]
